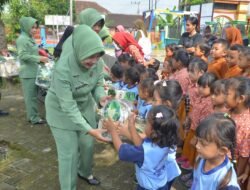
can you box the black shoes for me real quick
[78,174,100,185]
[0,110,9,117]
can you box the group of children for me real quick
[102,37,250,190]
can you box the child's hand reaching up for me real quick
[102,118,118,134]
[117,122,131,140]
[102,118,123,151]
[128,113,137,131]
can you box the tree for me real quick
[0,0,9,50]
[2,0,69,44]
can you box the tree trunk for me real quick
[0,19,7,51]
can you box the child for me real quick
[164,44,175,62]
[103,105,181,190]
[192,113,240,190]
[110,63,124,90]
[225,77,250,190]
[148,58,160,72]
[224,44,243,78]
[118,53,135,70]
[153,80,187,142]
[211,79,228,112]
[122,67,140,102]
[194,43,210,63]
[208,39,229,79]
[159,58,176,80]
[176,58,208,173]
[140,68,159,82]
[238,47,250,78]
[171,50,190,93]
[136,78,154,119]
[187,58,208,105]
[181,73,217,186]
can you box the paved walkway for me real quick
[0,81,187,190]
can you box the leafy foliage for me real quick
[2,0,70,43]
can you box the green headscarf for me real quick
[79,8,104,27]
[19,16,38,35]
[72,25,105,63]
[98,26,110,41]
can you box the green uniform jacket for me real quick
[16,17,40,78]
[45,25,106,133]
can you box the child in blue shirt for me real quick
[110,62,124,90]
[122,67,140,103]
[103,105,181,190]
[136,78,154,119]
[191,113,240,190]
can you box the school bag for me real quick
[138,30,152,60]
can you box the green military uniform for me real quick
[62,8,104,55]
[16,17,41,123]
[45,25,105,190]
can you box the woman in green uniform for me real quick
[16,17,48,124]
[45,25,109,190]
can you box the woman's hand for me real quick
[88,128,110,142]
[99,95,112,107]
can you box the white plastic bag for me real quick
[0,57,20,77]
[35,60,54,89]
[138,30,152,60]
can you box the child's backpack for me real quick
[138,30,152,60]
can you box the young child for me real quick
[224,44,243,78]
[192,113,240,190]
[171,50,190,93]
[238,47,250,78]
[148,58,160,72]
[187,58,208,105]
[158,58,176,80]
[225,77,250,190]
[118,53,135,70]
[153,80,187,142]
[194,43,210,63]
[110,63,124,90]
[208,39,229,79]
[181,73,217,186]
[103,105,181,190]
[176,58,208,174]
[140,68,159,82]
[136,78,154,119]
[122,67,140,102]
[164,44,175,62]
[211,79,228,112]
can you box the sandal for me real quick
[176,156,188,164]
[180,172,193,182]
[184,178,193,188]
[181,161,193,170]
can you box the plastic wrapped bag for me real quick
[35,60,54,89]
[98,99,133,140]
[0,56,20,77]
